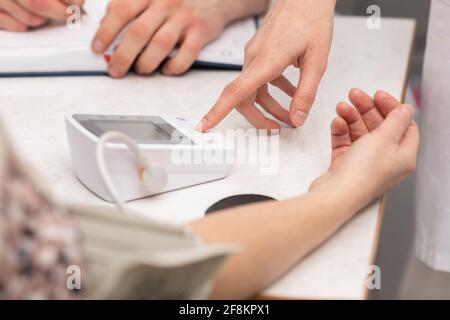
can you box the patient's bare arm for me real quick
[189,90,419,299]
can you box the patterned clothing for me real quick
[0,134,83,299]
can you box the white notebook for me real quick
[0,0,257,76]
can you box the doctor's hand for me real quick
[198,0,335,131]
[92,0,269,78]
[311,89,420,208]
[0,0,84,31]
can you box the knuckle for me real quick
[178,10,196,26]
[160,0,179,10]
[244,42,257,60]
[255,49,284,73]
[184,38,202,54]
[108,1,134,21]
[223,83,241,100]
[189,19,207,32]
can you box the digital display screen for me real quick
[93,120,171,142]
[76,115,193,145]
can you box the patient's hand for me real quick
[0,0,84,31]
[92,0,268,78]
[311,89,419,207]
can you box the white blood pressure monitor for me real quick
[66,114,234,202]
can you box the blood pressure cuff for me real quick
[68,205,231,300]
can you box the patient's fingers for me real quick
[399,121,420,163]
[373,90,402,117]
[376,104,413,143]
[336,102,368,141]
[330,117,351,169]
[349,88,384,131]
[0,11,27,31]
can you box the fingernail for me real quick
[195,119,206,132]
[293,110,307,127]
[108,65,122,78]
[376,90,392,99]
[350,88,361,95]
[92,39,104,53]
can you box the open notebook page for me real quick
[194,18,257,68]
[0,0,109,74]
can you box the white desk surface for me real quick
[0,16,415,299]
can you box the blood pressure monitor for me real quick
[66,114,234,202]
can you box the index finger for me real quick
[197,57,283,132]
